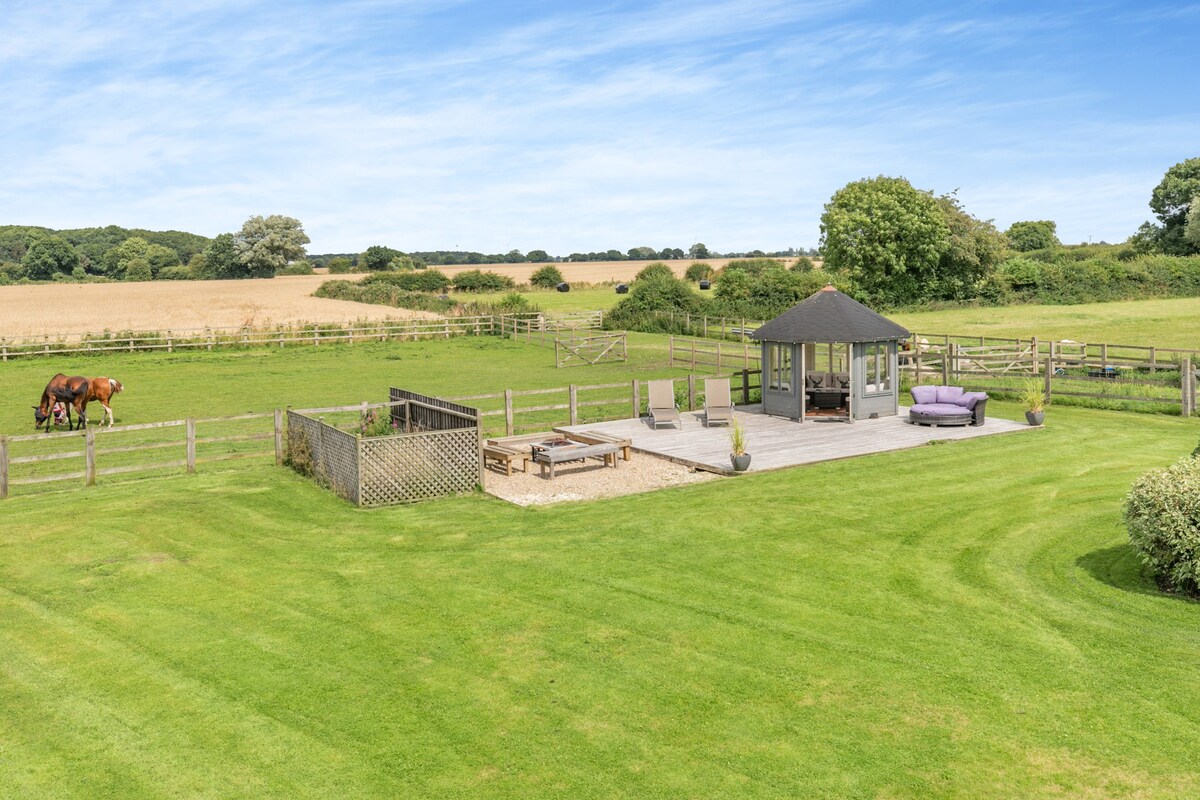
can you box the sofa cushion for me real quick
[911,403,971,416]
[954,391,988,409]
[806,372,825,388]
[936,386,964,403]
[834,372,851,389]
[911,385,937,404]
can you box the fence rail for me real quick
[0,311,605,360]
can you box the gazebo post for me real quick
[798,343,806,422]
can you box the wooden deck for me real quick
[559,406,1034,475]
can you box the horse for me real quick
[34,374,90,431]
[85,377,124,428]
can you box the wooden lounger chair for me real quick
[647,379,681,429]
[704,377,733,427]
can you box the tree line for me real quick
[0,216,310,284]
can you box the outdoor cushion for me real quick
[954,391,988,409]
[911,385,937,404]
[806,373,825,388]
[935,386,964,403]
[834,372,850,389]
[911,403,970,416]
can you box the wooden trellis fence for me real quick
[287,390,482,507]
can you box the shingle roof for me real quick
[749,285,910,343]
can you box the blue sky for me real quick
[1,1,1197,254]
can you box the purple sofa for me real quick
[908,385,988,427]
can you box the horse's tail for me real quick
[110,379,123,393]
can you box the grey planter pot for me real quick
[1025,411,1045,426]
[731,453,751,472]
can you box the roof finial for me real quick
[821,284,836,292]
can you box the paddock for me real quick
[558,405,1033,475]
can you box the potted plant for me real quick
[1021,382,1046,426]
[730,419,751,471]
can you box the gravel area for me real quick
[484,451,720,506]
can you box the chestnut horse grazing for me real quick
[34,374,90,431]
[86,377,124,427]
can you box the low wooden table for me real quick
[482,444,531,476]
[557,430,632,461]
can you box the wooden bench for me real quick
[558,430,632,461]
[532,443,619,479]
[482,444,531,476]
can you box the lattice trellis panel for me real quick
[287,411,360,505]
[358,427,478,506]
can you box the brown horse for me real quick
[86,377,124,427]
[34,374,90,431]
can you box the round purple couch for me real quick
[908,385,988,427]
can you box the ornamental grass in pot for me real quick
[730,419,751,472]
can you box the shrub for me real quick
[684,262,712,282]
[327,257,355,274]
[279,262,315,276]
[722,257,786,275]
[452,270,515,292]
[1125,457,1200,595]
[791,256,815,272]
[363,270,450,292]
[530,265,564,288]
[158,265,194,280]
[124,258,152,282]
[634,262,675,282]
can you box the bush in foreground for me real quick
[452,269,515,292]
[530,265,564,288]
[1125,456,1200,594]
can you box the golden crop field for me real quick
[0,258,810,338]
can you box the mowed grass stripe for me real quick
[3,402,1200,796]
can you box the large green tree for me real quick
[21,236,79,280]
[201,233,239,279]
[361,245,401,272]
[1141,158,1200,255]
[819,176,949,305]
[935,195,1006,301]
[234,215,310,277]
[1005,220,1059,252]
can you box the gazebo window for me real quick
[864,341,891,394]
[767,343,792,392]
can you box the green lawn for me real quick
[892,297,1200,349]
[2,403,1200,797]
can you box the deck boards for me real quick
[559,406,1034,474]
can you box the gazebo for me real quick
[750,285,910,422]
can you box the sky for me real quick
[1,1,1198,255]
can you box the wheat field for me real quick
[0,259,796,337]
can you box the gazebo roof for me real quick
[750,285,910,344]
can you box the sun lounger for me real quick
[647,379,681,429]
[704,377,733,426]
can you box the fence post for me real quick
[504,389,514,436]
[687,374,696,411]
[1101,343,1108,371]
[0,436,8,500]
[742,369,750,405]
[941,346,950,385]
[274,408,283,465]
[631,379,640,418]
[167,331,173,353]
[186,418,196,473]
[702,316,708,338]
[716,341,722,373]
[569,384,578,425]
[1183,357,1193,418]
[1044,357,1053,404]
[1030,336,1038,375]
[85,427,96,487]
[668,336,674,366]
[690,340,696,370]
